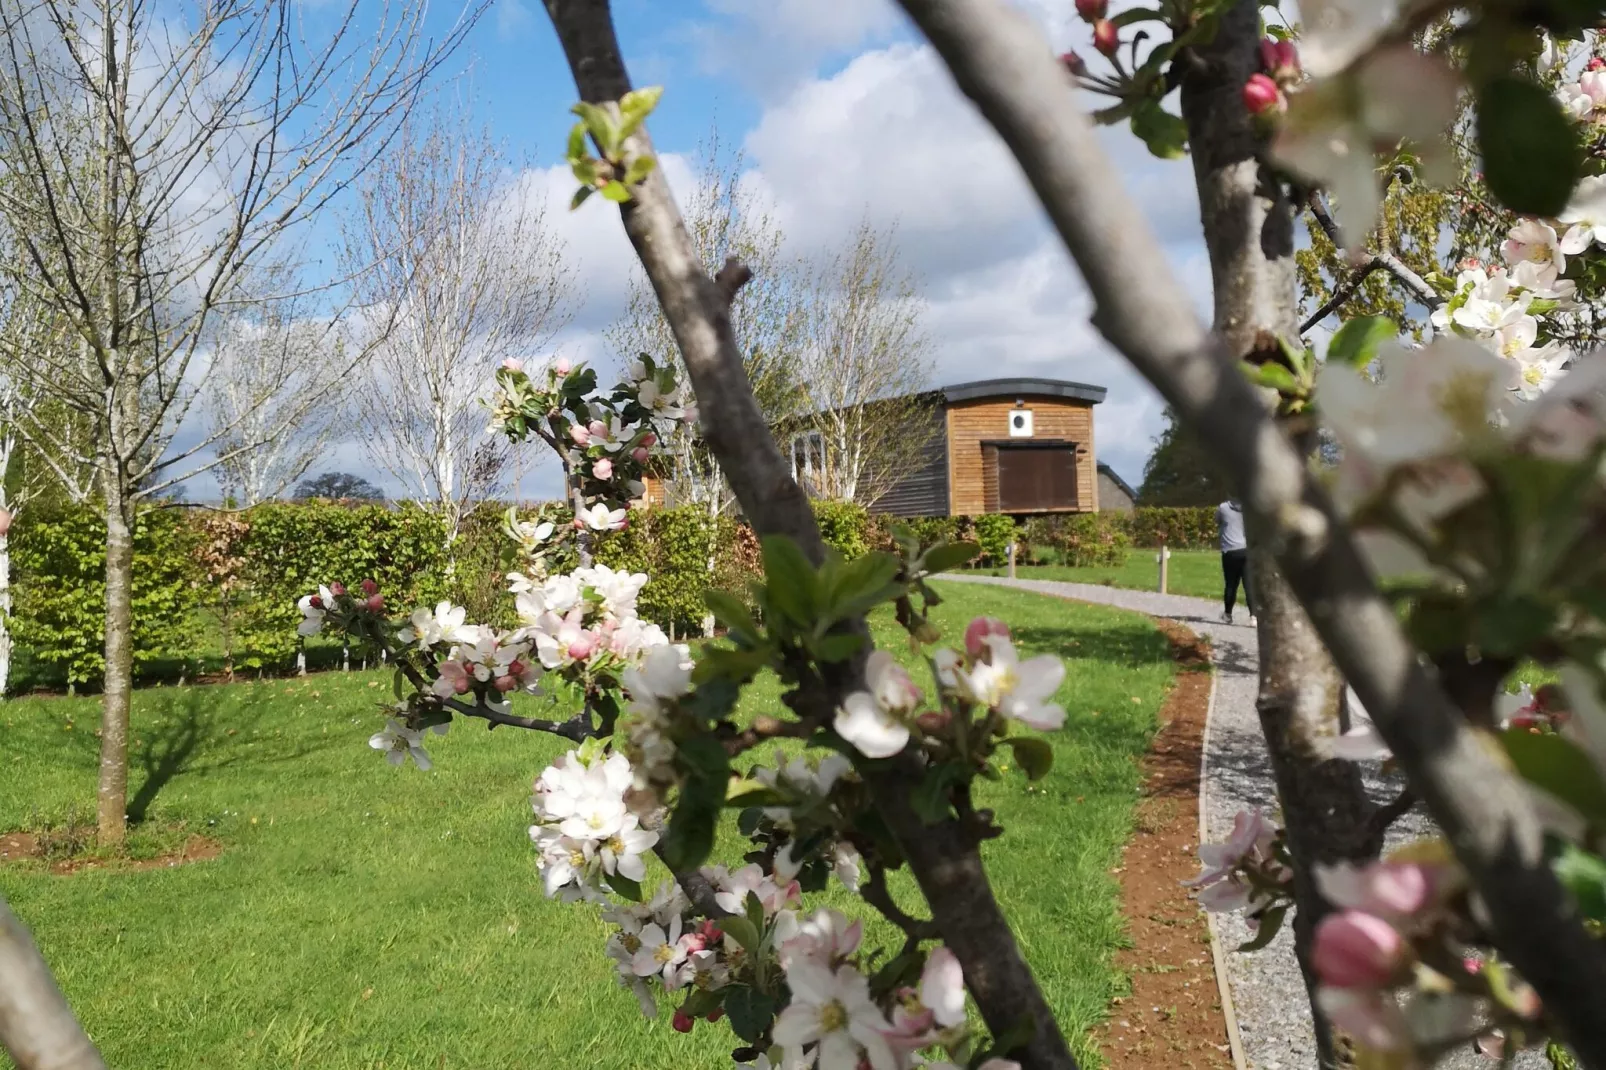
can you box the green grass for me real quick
[2,583,1180,1070]
[973,549,1224,601]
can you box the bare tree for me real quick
[0,0,481,845]
[205,270,350,506]
[347,108,572,546]
[794,221,936,507]
[608,129,808,516]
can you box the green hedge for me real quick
[9,499,1209,690]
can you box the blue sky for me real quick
[221,0,1215,501]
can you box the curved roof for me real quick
[941,377,1107,405]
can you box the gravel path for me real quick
[940,573,1523,1070]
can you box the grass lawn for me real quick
[2,582,1180,1070]
[972,549,1224,602]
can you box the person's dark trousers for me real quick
[1222,549,1252,616]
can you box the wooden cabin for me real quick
[639,377,1108,517]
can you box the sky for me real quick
[239,0,1217,501]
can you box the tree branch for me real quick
[888,0,1606,1062]
[1300,259,1381,334]
[540,3,1083,1066]
[860,861,940,952]
[713,256,753,305]
[0,895,107,1070]
[1305,192,1443,310]
[1368,788,1418,840]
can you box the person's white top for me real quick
[1217,500,1246,552]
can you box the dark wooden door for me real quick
[997,446,1078,511]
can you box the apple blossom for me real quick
[1074,0,1104,19]
[554,357,572,375]
[710,862,800,916]
[918,946,966,1029]
[369,718,432,770]
[501,358,523,372]
[570,423,591,446]
[958,634,1066,730]
[1559,175,1606,253]
[398,601,478,650]
[780,908,864,968]
[296,586,332,636]
[963,616,1010,658]
[1557,69,1606,120]
[632,916,690,985]
[1274,46,1459,248]
[1313,910,1407,988]
[594,457,614,480]
[1502,219,1567,275]
[577,502,629,531]
[1259,37,1299,84]
[431,659,473,697]
[1314,860,1440,923]
[1315,986,1410,1051]
[631,446,649,463]
[773,959,898,1070]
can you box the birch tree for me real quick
[0,0,481,845]
[795,222,936,507]
[347,110,573,547]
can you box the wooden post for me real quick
[1157,541,1169,594]
[1007,541,1017,579]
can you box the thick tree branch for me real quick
[1368,788,1418,839]
[540,3,1083,1066]
[890,0,1606,1062]
[0,895,107,1070]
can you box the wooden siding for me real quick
[872,403,950,517]
[947,397,1096,515]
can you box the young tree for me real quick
[0,0,480,845]
[1136,405,1231,506]
[346,109,573,547]
[294,471,386,500]
[205,275,352,507]
[794,222,938,507]
[608,129,808,517]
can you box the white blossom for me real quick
[296,585,333,636]
[958,635,1067,730]
[368,718,432,770]
[773,959,897,1070]
[1559,175,1606,253]
[398,601,478,650]
[577,502,629,531]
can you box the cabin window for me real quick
[996,444,1079,512]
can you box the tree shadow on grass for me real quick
[1009,622,1175,672]
[125,688,342,824]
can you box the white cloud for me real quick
[495,0,534,40]
[685,0,907,97]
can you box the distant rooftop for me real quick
[940,377,1107,405]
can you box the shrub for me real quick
[969,513,1019,567]
[595,506,721,636]
[812,500,872,560]
[1059,514,1131,567]
[1124,506,1217,549]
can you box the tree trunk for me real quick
[97,479,134,847]
[0,530,11,699]
[1178,4,1381,1066]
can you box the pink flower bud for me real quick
[632,446,649,463]
[1312,911,1406,988]
[1060,50,1087,76]
[588,420,607,438]
[574,517,585,530]
[706,1007,723,1023]
[453,675,471,695]
[366,593,384,612]
[639,432,657,447]
[1259,38,1300,83]
[593,458,614,480]
[309,595,324,610]
[501,358,523,373]
[568,632,599,661]
[569,424,591,446]
[1075,0,1106,19]
[681,933,709,954]
[494,674,517,693]
[1092,18,1118,56]
[698,920,722,942]
[329,582,347,597]
[671,1010,694,1033]
[916,711,952,733]
[1591,57,1606,71]
[1242,73,1285,116]
[509,659,527,677]
[360,579,379,597]
[555,357,572,375]
[964,617,1011,658]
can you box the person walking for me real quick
[1217,498,1254,625]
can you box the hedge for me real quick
[4,500,1221,690]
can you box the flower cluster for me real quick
[1185,809,1293,926]
[618,642,696,812]
[512,563,669,673]
[833,616,1065,762]
[532,744,659,901]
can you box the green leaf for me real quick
[569,184,595,211]
[1327,315,1398,369]
[1245,361,1298,392]
[823,551,901,619]
[599,181,632,204]
[1477,76,1582,217]
[704,589,762,645]
[1503,731,1606,823]
[618,86,664,138]
[1554,844,1606,921]
[723,985,776,1044]
[1472,595,1556,658]
[719,915,761,952]
[911,761,968,824]
[571,100,622,158]
[922,541,979,574]
[662,737,731,871]
[760,535,819,627]
[691,649,769,688]
[1130,102,1188,160]
[1004,737,1054,781]
[745,890,767,935]
[608,873,644,902]
[1238,904,1288,951]
[811,632,866,663]
[1111,5,1164,25]
[622,155,657,186]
